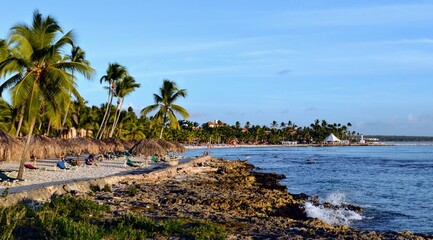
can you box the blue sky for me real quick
[1,1,433,136]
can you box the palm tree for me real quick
[108,75,140,138]
[141,79,189,139]
[60,46,93,134]
[0,11,92,179]
[96,63,127,139]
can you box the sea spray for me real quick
[304,192,363,226]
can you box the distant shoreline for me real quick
[184,142,396,150]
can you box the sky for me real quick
[1,1,433,136]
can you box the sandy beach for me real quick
[0,155,167,195]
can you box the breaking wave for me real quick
[304,192,363,226]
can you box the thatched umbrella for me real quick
[88,138,110,153]
[66,137,100,155]
[120,139,136,150]
[130,139,166,157]
[172,141,186,153]
[22,135,61,159]
[103,138,125,153]
[0,129,23,162]
[56,138,78,155]
[156,139,176,154]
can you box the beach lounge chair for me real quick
[126,158,140,167]
[124,150,132,157]
[57,161,69,170]
[24,164,38,170]
[0,172,19,182]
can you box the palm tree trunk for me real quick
[46,119,51,136]
[59,69,74,137]
[99,93,113,139]
[17,117,36,179]
[159,113,167,139]
[59,98,71,135]
[109,97,124,138]
[15,105,25,137]
[96,85,112,139]
[108,97,121,138]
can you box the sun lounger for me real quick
[126,158,140,167]
[24,164,38,170]
[0,171,19,182]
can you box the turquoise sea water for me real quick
[184,144,433,233]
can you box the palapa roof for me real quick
[22,135,61,159]
[130,139,166,157]
[156,139,176,153]
[119,139,136,150]
[0,129,23,162]
[65,137,100,154]
[172,142,186,153]
[87,138,110,153]
[103,138,125,152]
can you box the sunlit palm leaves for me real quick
[141,79,189,139]
[0,11,93,179]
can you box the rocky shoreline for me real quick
[75,157,430,239]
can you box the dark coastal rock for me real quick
[84,157,431,239]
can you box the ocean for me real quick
[184,144,433,234]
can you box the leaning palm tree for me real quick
[96,63,127,139]
[60,46,93,134]
[0,11,93,179]
[141,79,189,139]
[108,75,140,138]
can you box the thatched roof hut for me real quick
[103,138,125,153]
[156,139,176,153]
[0,129,23,162]
[172,142,186,153]
[22,135,61,159]
[130,139,166,157]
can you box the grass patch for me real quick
[0,195,227,239]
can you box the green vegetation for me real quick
[141,79,189,139]
[0,11,356,150]
[0,196,226,239]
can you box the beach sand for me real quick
[0,155,163,195]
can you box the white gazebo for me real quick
[323,133,341,143]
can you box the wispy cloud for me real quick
[272,4,433,28]
[277,69,291,76]
[374,38,433,45]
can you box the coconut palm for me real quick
[60,46,93,133]
[141,79,189,139]
[0,11,92,179]
[96,63,127,139]
[108,75,140,138]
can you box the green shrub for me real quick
[102,184,112,192]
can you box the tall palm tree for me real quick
[60,46,93,134]
[108,75,140,138]
[96,63,127,139]
[141,79,189,139]
[0,11,92,179]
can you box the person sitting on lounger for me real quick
[57,160,69,170]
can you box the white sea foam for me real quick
[304,192,363,226]
[321,191,347,206]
